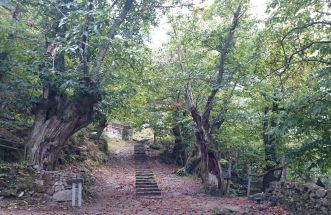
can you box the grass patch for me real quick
[102,134,127,153]
[133,128,154,140]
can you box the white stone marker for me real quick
[68,178,83,207]
[72,182,76,206]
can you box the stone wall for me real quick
[104,123,133,141]
[265,181,331,215]
[40,171,78,201]
[0,165,85,202]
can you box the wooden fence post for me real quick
[280,155,286,182]
[226,161,232,194]
[247,163,252,197]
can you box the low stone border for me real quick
[265,181,331,215]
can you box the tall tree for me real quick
[161,0,260,192]
[1,0,161,170]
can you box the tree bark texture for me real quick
[28,85,100,170]
[185,83,224,192]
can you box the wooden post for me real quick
[72,183,76,206]
[280,155,286,182]
[226,161,232,194]
[24,144,27,161]
[247,163,252,197]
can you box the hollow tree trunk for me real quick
[28,85,99,170]
[185,122,224,192]
[185,83,224,193]
[194,125,224,192]
[188,103,224,191]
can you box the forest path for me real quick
[0,140,291,215]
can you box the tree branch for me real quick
[184,82,202,126]
[80,0,93,74]
[202,6,242,129]
[92,0,134,73]
[249,165,285,177]
[281,21,331,44]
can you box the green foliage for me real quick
[0,0,330,184]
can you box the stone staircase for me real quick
[134,142,161,197]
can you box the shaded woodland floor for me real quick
[0,142,291,215]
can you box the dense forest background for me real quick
[0,0,330,195]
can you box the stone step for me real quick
[136,185,160,189]
[136,170,153,173]
[136,191,161,196]
[136,177,155,180]
[135,183,158,187]
[136,172,154,175]
[136,173,154,176]
[134,142,161,198]
[136,178,156,183]
[136,188,160,192]
[136,179,156,183]
[135,184,159,188]
[135,173,154,176]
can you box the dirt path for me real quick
[0,142,291,215]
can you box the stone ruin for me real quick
[0,166,89,203]
[104,123,133,141]
[265,181,331,215]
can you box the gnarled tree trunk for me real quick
[193,117,224,192]
[185,83,224,192]
[95,113,108,140]
[28,85,99,170]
